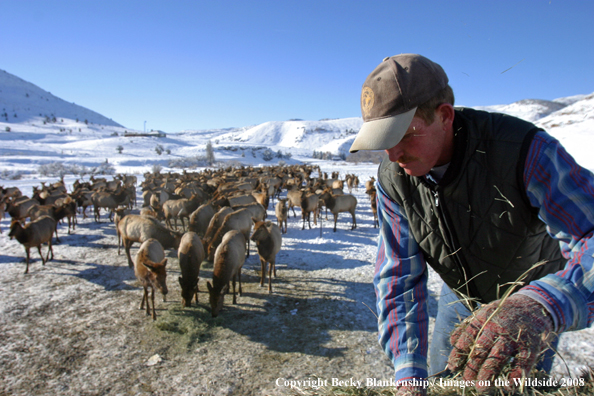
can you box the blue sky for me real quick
[2,0,593,132]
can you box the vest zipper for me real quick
[432,187,477,307]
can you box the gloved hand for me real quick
[395,383,427,396]
[447,294,554,391]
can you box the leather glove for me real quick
[395,383,427,396]
[447,294,554,391]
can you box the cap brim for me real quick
[349,107,417,153]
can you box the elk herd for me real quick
[1,165,378,319]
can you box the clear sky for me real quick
[2,0,593,132]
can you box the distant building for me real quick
[124,130,166,138]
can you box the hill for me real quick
[0,69,123,127]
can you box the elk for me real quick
[7,197,40,222]
[206,208,252,262]
[286,187,303,218]
[369,188,379,228]
[117,214,182,268]
[178,232,205,307]
[300,191,319,230]
[91,188,129,222]
[250,221,282,293]
[231,202,266,222]
[134,238,168,320]
[8,216,57,274]
[318,188,358,232]
[188,203,216,237]
[162,194,203,231]
[206,230,246,317]
[201,206,234,253]
[275,198,288,234]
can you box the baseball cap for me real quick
[349,54,449,153]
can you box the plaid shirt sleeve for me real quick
[375,181,430,382]
[517,131,594,332]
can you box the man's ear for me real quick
[436,103,455,129]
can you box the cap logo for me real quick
[361,87,374,117]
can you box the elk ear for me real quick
[161,258,168,267]
[142,261,156,272]
[265,221,272,227]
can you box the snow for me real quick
[1,69,594,394]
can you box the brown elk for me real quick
[318,188,358,232]
[188,203,216,237]
[369,188,379,228]
[300,191,319,230]
[134,238,168,320]
[206,208,252,262]
[206,230,246,317]
[117,214,182,268]
[91,188,129,222]
[178,232,205,307]
[8,216,56,274]
[162,194,203,231]
[250,221,282,293]
[275,198,288,234]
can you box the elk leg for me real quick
[268,259,273,293]
[124,239,134,268]
[47,239,54,262]
[24,248,31,274]
[37,246,46,266]
[232,275,237,304]
[151,288,157,320]
[140,287,147,310]
[238,267,242,296]
[260,257,266,287]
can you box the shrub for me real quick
[116,145,124,154]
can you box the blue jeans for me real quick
[429,283,558,376]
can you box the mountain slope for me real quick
[0,69,123,127]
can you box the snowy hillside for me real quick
[0,69,122,127]
[0,69,593,178]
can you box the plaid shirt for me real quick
[374,130,594,382]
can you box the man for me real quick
[349,54,594,395]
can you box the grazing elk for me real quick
[207,230,246,317]
[178,232,205,307]
[206,208,253,262]
[201,206,234,253]
[8,216,57,274]
[188,203,216,237]
[250,220,282,293]
[275,198,288,234]
[319,188,358,232]
[117,214,182,268]
[134,238,168,320]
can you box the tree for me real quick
[205,140,215,165]
[116,145,124,154]
[262,149,274,161]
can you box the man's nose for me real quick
[385,145,403,162]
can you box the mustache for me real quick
[396,156,417,164]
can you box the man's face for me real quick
[385,115,450,177]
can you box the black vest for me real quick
[378,108,566,305]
